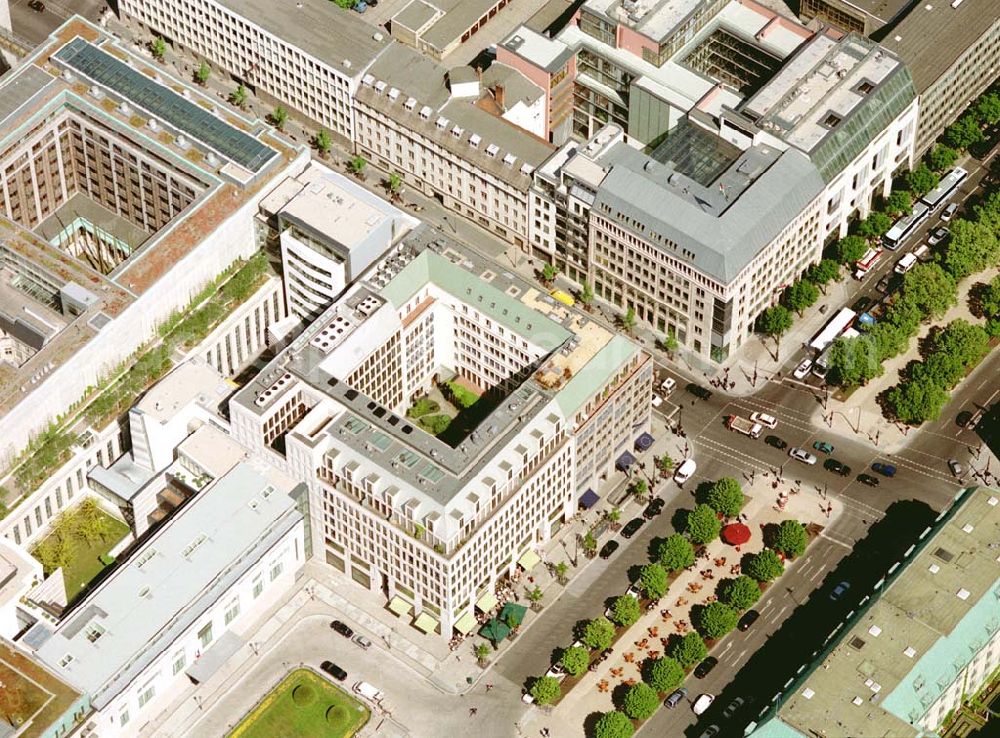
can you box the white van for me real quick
[674,458,697,484]
[353,681,384,702]
[894,253,917,274]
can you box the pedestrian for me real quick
[469,707,478,717]
[486,683,494,692]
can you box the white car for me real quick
[793,358,813,380]
[674,458,697,484]
[789,447,818,465]
[660,377,677,395]
[750,412,777,429]
[941,203,958,222]
[693,694,715,716]
[652,394,664,409]
[894,253,917,274]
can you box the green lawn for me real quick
[229,669,369,738]
[32,504,130,604]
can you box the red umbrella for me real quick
[722,522,751,546]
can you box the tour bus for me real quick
[921,166,968,211]
[854,247,884,279]
[882,202,930,250]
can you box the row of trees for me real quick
[942,89,1000,151]
[757,261,841,354]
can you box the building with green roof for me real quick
[750,486,1000,738]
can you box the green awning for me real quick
[518,549,541,571]
[414,612,438,634]
[476,592,498,612]
[389,596,412,617]
[479,618,511,644]
[454,612,477,635]
[499,602,528,628]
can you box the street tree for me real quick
[474,642,492,665]
[594,711,635,738]
[271,105,288,130]
[696,601,739,640]
[611,594,641,628]
[905,165,940,198]
[530,675,561,706]
[887,377,950,425]
[719,575,762,611]
[314,129,332,158]
[347,155,367,177]
[657,452,674,477]
[580,282,595,311]
[621,307,637,335]
[656,533,695,572]
[772,520,808,559]
[660,330,679,357]
[686,504,722,545]
[974,91,1000,126]
[229,83,248,109]
[639,562,669,600]
[705,477,743,518]
[857,212,893,241]
[631,478,649,503]
[979,274,1000,318]
[669,631,708,669]
[622,682,659,720]
[387,172,404,196]
[783,280,819,316]
[805,259,840,292]
[560,645,590,677]
[826,335,882,387]
[195,61,211,86]
[541,262,558,284]
[582,617,616,651]
[526,585,544,611]
[900,263,957,319]
[582,531,598,558]
[151,36,166,61]
[885,190,913,217]
[757,305,792,358]
[645,656,685,693]
[745,548,784,582]
[606,506,622,530]
[553,561,569,585]
[945,114,985,150]
[940,219,998,280]
[926,144,959,172]
[834,234,869,263]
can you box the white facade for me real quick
[200,276,285,377]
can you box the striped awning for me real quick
[389,596,412,617]
[518,549,541,571]
[476,592,498,612]
[454,612,477,635]
[414,612,438,634]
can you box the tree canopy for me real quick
[622,682,659,720]
[857,212,892,241]
[696,601,739,640]
[530,675,561,706]
[945,114,985,150]
[686,504,722,545]
[745,548,784,582]
[826,335,882,388]
[582,617,616,651]
[560,645,590,677]
[884,190,913,217]
[784,280,820,316]
[645,656,685,693]
[669,631,708,668]
[806,259,840,290]
[719,575,762,611]
[657,533,695,572]
[834,234,868,263]
[772,520,808,559]
[887,377,951,425]
[899,263,957,319]
[905,165,939,199]
[639,563,669,600]
[939,219,998,280]
[757,305,792,347]
[611,594,641,628]
[705,477,744,518]
[926,144,959,173]
[594,711,635,738]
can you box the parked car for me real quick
[942,202,959,222]
[857,473,880,487]
[750,412,778,429]
[626,584,642,599]
[694,656,719,679]
[693,694,715,715]
[354,681,384,702]
[737,609,760,632]
[872,462,896,477]
[687,383,713,400]
[813,440,835,454]
[723,697,747,718]
[521,691,535,704]
[948,459,964,477]
[876,274,892,293]
[330,620,354,638]
[320,661,347,681]
[352,634,372,650]
[661,377,677,395]
[652,394,664,409]
[699,727,721,738]
[851,296,872,313]
[789,447,818,465]
[928,227,949,246]
[28,0,45,11]
[830,581,851,601]
[622,518,644,538]
[674,458,697,484]
[599,540,620,559]
[665,687,688,709]
[826,459,851,477]
[793,358,813,379]
[643,498,665,519]
[765,435,788,450]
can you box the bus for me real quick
[808,307,857,353]
[882,202,930,250]
[921,166,968,211]
[854,247,884,279]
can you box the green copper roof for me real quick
[380,250,571,351]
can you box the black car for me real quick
[330,620,354,638]
[857,473,880,487]
[693,656,719,679]
[851,296,872,313]
[320,661,347,681]
[28,0,45,11]
[765,435,787,450]
[737,609,760,632]
[643,499,665,519]
[599,540,620,559]
[621,518,644,539]
[826,459,851,477]
[686,383,713,400]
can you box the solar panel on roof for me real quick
[54,38,277,173]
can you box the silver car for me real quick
[789,447,818,465]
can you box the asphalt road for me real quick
[8,0,107,45]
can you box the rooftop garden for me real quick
[405,376,508,448]
[0,641,81,738]
[228,669,369,738]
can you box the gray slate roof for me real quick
[593,145,824,284]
